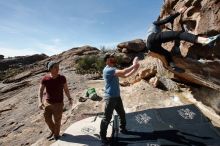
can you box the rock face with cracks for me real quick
[160,0,220,90]
[1,1,220,146]
[116,0,220,91]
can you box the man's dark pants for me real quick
[147,31,198,64]
[100,97,126,139]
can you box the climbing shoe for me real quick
[203,34,220,46]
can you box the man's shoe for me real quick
[46,132,54,139]
[54,135,60,140]
[203,34,220,46]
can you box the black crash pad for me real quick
[111,104,220,146]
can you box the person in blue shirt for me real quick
[100,53,139,144]
[146,7,220,70]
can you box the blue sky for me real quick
[0,0,163,57]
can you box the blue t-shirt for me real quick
[103,65,120,99]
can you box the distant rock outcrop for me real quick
[0,54,48,82]
[0,55,4,60]
[46,45,101,69]
[0,46,101,82]
[0,54,48,71]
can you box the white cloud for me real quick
[0,40,119,58]
[37,44,60,55]
[52,38,61,44]
[0,47,40,58]
[1,44,67,58]
[0,37,65,57]
[37,39,66,56]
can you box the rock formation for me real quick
[116,0,220,91]
[0,54,48,82]
[1,1,220,146]
[115,0,220,119]
[0,55,4,60]
[117,39,146,53]
[0,45,102,146]
[160,0,220,90]
[0,54,48,71]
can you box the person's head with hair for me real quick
[104,53,116,66]
[46,61,60,75]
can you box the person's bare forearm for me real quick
[38,92,43,103]
[38,86,44,104]
[64,83,72,100]
[64,89,71,100]
[116,57,139,77]
[64,84,73,105]
[124,65,139,78]
[122,57,139,77]
[123,64,136,74]
[116,64,136,77]
[38,84,45,109]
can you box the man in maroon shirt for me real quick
[38,61,73,140]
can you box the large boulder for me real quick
[151,0,220,91]
[144,0,220,114]
[119,52,170,85]
[161,0,220,59]
[58,45,100,58]
[117,39,146,53]
[116,0,220,91]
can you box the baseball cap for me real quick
[46,61,59,71]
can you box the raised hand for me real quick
[133,57,139,65]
